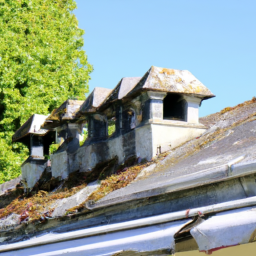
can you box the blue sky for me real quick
[74,0,256,117]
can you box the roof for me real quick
[2,97,256,254]
[76,87,112,117]
[126,66,215,99]
[12,114,48,142]
[0,199,255,255]
[100,77,141,109]
[42,100,84,129]
[91,98,256,207]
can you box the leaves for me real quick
[0,0,92,183]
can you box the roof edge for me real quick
[88,159,256,210]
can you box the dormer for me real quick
[12,114,52,157]
[99,77,141,136]
[12,114,55,190]
[76,87,113,143]
[125,66,214,125]
[42,100,84,152]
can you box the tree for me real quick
[0,0,92,183]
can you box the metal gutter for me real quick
[88,158,256,209]
[1,196,256,253]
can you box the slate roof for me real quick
[76,87,112,117]
[42,100,84,129]
[125,66,215,99]
[12,114,48,142]
[90,97,256,208]
[3,97,256,254]
[100,77,141,109]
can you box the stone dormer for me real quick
[12,114,49,157]
[125,66,214,124]
[41,100,84,179]
[13,65,215,184]
[99,77,141,137]
[12,114,55,190]
[76,87,112,143]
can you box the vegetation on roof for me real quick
[0,97,256,231]
[0,152,169,224]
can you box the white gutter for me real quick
[89,158,256,209]
[191,207,256,253]
[1,196,256,253]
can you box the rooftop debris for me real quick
[1,97,256,227]
[220,97,256,115]
[156,97,256,171]
[67,153,169,213]
[200,96,256,127]
[0,153,169,223]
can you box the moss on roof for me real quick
[1,96,256,235]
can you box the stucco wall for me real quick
[50,121,206,178]
[108,136,124,165]
[151,122,206,157]
[135,124,153,161]
[51,151,68,179]
[21,159,47,189]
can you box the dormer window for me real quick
[163,94,187,121]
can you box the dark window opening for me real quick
[122,108,136,133]
[163,94,187,121]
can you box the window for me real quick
[163,94,187,121]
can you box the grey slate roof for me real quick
[12,114,48,142]
[126,66,215,99]
[100,77,141,109]
[76,87,112,116]
[92,98,256,208]
[4,97,256,252]
[42,100,83,129]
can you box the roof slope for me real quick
[42,100,83,129]
[100,77,141,109]
[3,97,256,251]
[76,87,112,116]
[12,114,48,142]
[93,97,256,206]
[126,66,215,99]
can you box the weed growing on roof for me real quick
[0,157,119,222]
[67,153,170,214]
[220,97,256,115]
[0,186,86,222]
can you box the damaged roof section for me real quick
[42,100,83,129]
[1,97,256,255]
[12,114,48,142]
[126,66,215,99]
[100,77,141,109]
[76,87,112,117]
[89,98,256,208]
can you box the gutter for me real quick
[88,157,256,209]
[1,195,256,253]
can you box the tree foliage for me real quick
[0,0,92,183]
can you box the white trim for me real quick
[1,196,256,253]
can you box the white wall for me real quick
[151,122,206,156]
[22,159,47,189]
[51,151,68,179]
[135,125,153,161]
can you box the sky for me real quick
[74,0,256,117]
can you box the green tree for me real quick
[0,0,92,183]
